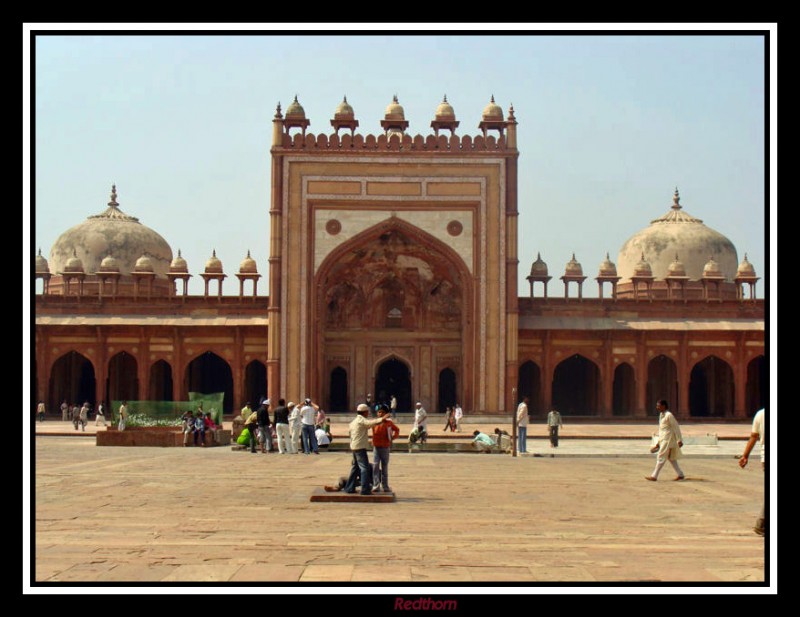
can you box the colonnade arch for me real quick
[746,355,766,416]
[49,351,96,411]
[517,360,542,414]
[107,351,138,405]
[149,360,173,402]
[244,360,267,410]
[552,354,600,416]
[689,355,734,417]
[437,368,456,412]
[647,355,679,417]
[612,362,635,416]
[374,357,412,413]
[329,366,348,412]
[185,352,235,414]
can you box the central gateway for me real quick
[266,96,520,414]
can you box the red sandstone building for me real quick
[33,96,766,419]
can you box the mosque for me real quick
[32,95,766,419]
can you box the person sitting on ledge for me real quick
[193,410,207,447]
[182,411,195,447]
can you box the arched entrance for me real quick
[612,362,635,416]
[552,354,600,416]
[149,360,173,401]
[329,366,348,412]
[375,358,411,413]
[107,351,138,404]
[518,360,541,414]
[646,355,678,417]
[746,355,766,415]
[437,368,456,412]
[49,351,96,410]
[185,352,234,414]
[244,360,267,409]
[690,355,734,417]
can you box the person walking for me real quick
[739,408,766,536]
[390,394,398,420]
[413,401,428,434]
[117,401,128,431]
[516,396,529,453]
[60,400,69,421]
[547,408,563,448]
[288,402,302,454]
[371,403,400,493]
[95,402,107,427]
[645,399,685,481]
[36,401,46,422]
[453,402,463,432]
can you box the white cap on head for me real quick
[356,403,370,412]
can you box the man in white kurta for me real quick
[739,408,765,535]
[645,399,685,481]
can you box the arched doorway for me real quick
[149,360,173,401]
[185,352,234,414]
[49,351,96,411]
[107,351,138,405]
[437,368,456,412]
[244,360,267,409]
[746,355,766,415]
[375,358,411,413]
[612,362,635,416]
[690,356,734,417]
[329,366,348,412]
[646,355,678,417]
[518,360,541,414]
[552,354,600,416]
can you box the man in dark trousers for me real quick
[257,397,273,453]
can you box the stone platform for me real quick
[309,487,396,502]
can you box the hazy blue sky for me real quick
[26,25,773,297]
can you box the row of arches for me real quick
[38,349,766,418]
[39,350,267,415]
[518,353,766,417]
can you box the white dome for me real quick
[49,185,173,278]
[617,189,738,283]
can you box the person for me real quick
[288,401,302,454]
[413,401,428,435]
[95,402,107,427]
[74,402,88,431]
[204,411,219,445]
[36,400,46,422]
[327,403,390,495]
[60,399,69,421]
[372,403,400,493]
[117,401,128,431]
[240,401,252,422]
[244,406,260,454]
[472,430,495,453]
[390,394,398,420]
[300,398,320,454]
[193,410,207,446]
[453,402,463,432]
[739,408,766,536]
[442,406,454,432]
[273,399,291,454]
[182,410,195,446]
[516,396,529,453]
[315,426,332,449]
[315,406,327,429]
[645,399,685,481]
[257,398,273,453]
[547,408,563,448]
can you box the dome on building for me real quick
[529,252,549,277]
[703,257,723,278]
[134,254,155,273]
[285,95,306,119]
[49,185,173,279]
[482,95,503,121]
[63,249,84,273]
[667,254,687,277]
[616,188,738,283]
[435,95,455,119]
[239,250,258,274]
[564,253,583,276]
[335,96,354,118]
[737,253,757,277]
[99,254,120,272]
[35,248,50,274]
[598,252,617,277]
[384,95,405,120]
[633,252,653,277]
[204,249,223,274]
[170,249,189,274]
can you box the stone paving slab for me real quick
[26,435,773,592]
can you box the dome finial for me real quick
[108,184,119,208]
[393,94,399,103]
[443,94,448,103]
[672,187,681,210]
[274,102,282,118]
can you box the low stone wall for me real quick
[97,427,231,447]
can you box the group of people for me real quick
[513,397,563,454]
[238,397,332,455]
[441,404,463,433]
[182,406,221,446]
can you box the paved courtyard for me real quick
[26,420,773,593]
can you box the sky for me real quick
[25,24,774,299]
